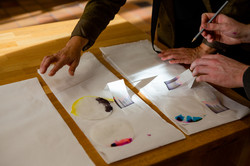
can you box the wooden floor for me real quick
[0,0,152,34]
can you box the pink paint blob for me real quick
[111,138,133,147]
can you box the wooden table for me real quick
[0,15,249,166]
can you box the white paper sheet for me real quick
[0,78,95,166]
[100,40,250,135]
[38,52,185,164]
[100,40,185,85]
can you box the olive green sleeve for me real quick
[71,0,126,51]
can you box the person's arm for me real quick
[39,0,126,76]
[71,0,126,50]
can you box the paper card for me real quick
[107,79,134,108]
[188,77,196,89]
[164,69,194,90]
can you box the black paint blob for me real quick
[96,97,113,112]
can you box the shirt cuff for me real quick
[71,19,96,51]
[243,67,250,100]
[202,39,230,53]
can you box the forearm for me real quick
[66,36,89,51]
[71,0,126,50]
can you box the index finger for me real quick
[48,59,67,76]
[201,13,215,25]
[39,55,57,74]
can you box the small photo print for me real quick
[164,77,181,90]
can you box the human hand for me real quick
[201,13,250,45]
[39,36,88,76]
[158,43,216,64]
[190,54,249,88]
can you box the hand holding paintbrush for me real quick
[192,1,229,43]
[200,13,250,45]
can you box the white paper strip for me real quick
[164,69,194,90]
[0,78,95,166]
[107,79,134,108]
[100,40,250,135]
[38,52,185,164]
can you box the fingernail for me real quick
[69,70,75,76]
[39,68,44,73]
[48,72,53,76]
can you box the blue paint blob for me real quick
[175,114,203,123]
[175,114,184,121]
[186,116,193,122]
[192,116,202,122]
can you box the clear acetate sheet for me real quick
[38,52,185,164]
[0,78,95,166]
[100,40,250,135]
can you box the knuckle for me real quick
[179,47,185,51]
[196,76,202,82]
[198,76,205,82]
[43,55,51,60]
[213,60,220,66]
[214,54,222,58]
[194,66,201,73]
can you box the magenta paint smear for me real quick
[111,138,133,147]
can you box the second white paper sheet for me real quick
[0,78,95,166]
[100,40,250,135]
[38,52,185,164]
